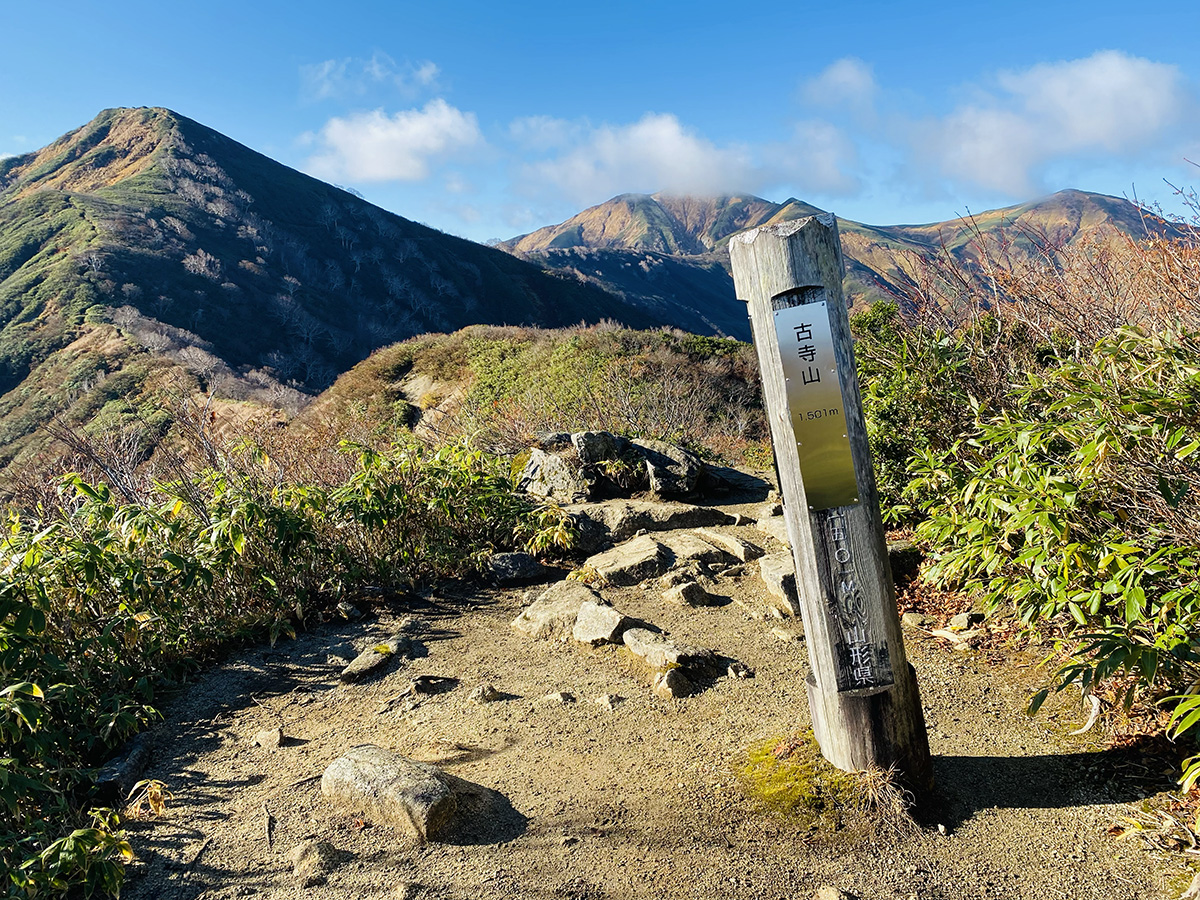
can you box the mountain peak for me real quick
[0,107,184,201]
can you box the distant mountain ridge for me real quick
[499,188,1171,324]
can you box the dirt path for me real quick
[119,515,1189,900]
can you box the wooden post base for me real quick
[806,663,933,794]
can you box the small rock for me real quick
[94,732,154,802]
[253,727,282,750]
[813,888,856,900]
[623,628,716,671]
[652,668,695,699]
[337,600,363,620]
[949,611,985,631]
[658,532,733,568]
[486,552,546,586]
[727,662,754,679]
[593,693,623,711]
[572,600,632,645]
[340,633,412,684]
[469,684,501,703]
[560,835,579,847]
[662,580,713,607]
[288,839,349,888]
[902,611,929,628]
[393,884,420,900]
[538,691,576,706]
[770,626,804,643]
[321,746,457,841]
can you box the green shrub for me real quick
[0,435,572,897]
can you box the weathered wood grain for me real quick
[729,215,932,792]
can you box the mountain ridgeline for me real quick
[497,189,1170,334]
[0,106,1171,477]
[0,107,662,471]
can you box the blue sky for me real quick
[3,0,1199,241]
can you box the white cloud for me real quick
[300,53,441,102]
[509,115,582,151]
[306,100,483,182]
[801,58,876,113]
[916,51,1188,193]
[520,112,857,205]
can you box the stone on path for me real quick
[340,633,412,684]
[486,552,545,585]
[585,534,670,586]
[661,580,713,607]
[758,552,801,616]
[902,611,929,628]
[593,693,623,711]
[949,611,985,631]
[321,745,457,841]
[652,668,696,699]
[630,439,704,496]
[469,683,501,703]
[512,580,601,640]
[538,691,576,706]
[572,600,631,645]
[253,727,282,750]
[813,888,856,900]
[288,839,349,888]
[622,627,716,671]
[517,448,591,504]
[693,528,765,563]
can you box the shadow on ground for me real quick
[932,739,1177,829]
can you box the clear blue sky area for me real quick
[3,0,1198,240]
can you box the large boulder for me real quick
[512,580,601,640]
[564,499,734,545]
[321,746,457,841]
[629,439,704,497]
[585,535,671,586]
[517,448,591,504]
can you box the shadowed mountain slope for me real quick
[0,107,669,472]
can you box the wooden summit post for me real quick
[729,215,933,794]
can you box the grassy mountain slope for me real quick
[0,107,666,474]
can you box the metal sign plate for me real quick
[774,301,859,511]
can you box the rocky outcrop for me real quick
[629,439,703,497]
[517,448,591,503]
[586,535,672,586]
